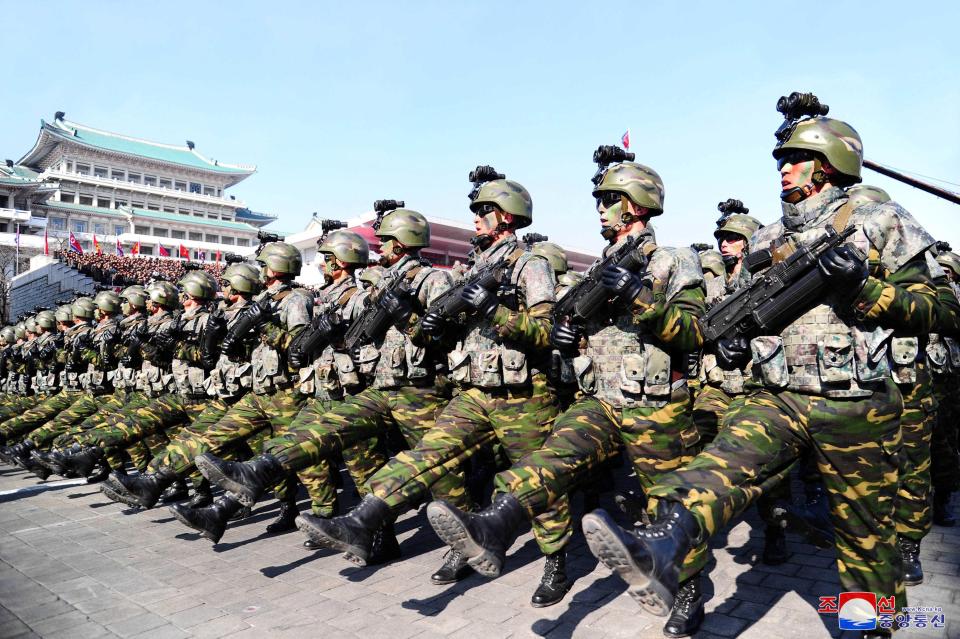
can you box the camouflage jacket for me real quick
[444,235,556,390]
[111,313,148,390]
[169,304,214,397]
[927,279,960,376]
[747,187,938,397]
[207,298,254,399]
[299,276,365,400]
[355,254,453,390]
[572,227,705,408]
[251,280,312,394]
[136,309,178,396]
[80,316,122,393]
[59,322,95,392]
[32,330,64,393]
[699,269,749,394]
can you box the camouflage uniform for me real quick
[0,329,68,441]
[645,186,940,606]
[490,229,705,561]
[928,278,960,512]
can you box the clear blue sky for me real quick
[2,1,958,254]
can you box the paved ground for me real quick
[0,465,957,639]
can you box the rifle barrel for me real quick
[863,159,960,206]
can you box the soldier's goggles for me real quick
[776,150,817,171]
[596,191,624,207]
[473,203,502,217]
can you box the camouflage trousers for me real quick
[364,374,568,555]
[264,397,390,517]
[0,395,39,425]
[266,384,468,512]
[190,388,308,501]
[493,386,698,558]
[0,391,79,441]
[895,369,937,542]
[647,381,905,607]
[30,392,126,449]
[931,377,960,494]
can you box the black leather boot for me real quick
[430,549,474,584]
[62,446,105,477]
[196,453,286,507]
[295,494,393,566]
[9,440,37,469]
[783,482,835,548]
[84,463,111,484]
[615,491,649,526]
[159,479,189,504]
[426,493,526,578]
[34,448,70,476]
[530,551,570,608]
[899,537,923,586]
[582,501,701,617]
[188,480,213,508]
[365,522,401,566]
[762,524,790,565]
[266,499,299,534]
[106,468,177,509]
[933,490,956,527]
[662,574,704,638]
[169,494,243,543]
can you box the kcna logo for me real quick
[818,592,891,631]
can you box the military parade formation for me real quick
[0,92,958,639]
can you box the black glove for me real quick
[818,245,868,292]
[601,264,647,304]
[461,282,499,318]
[420,310,446,337]
[715,336,750,370]
[315,312,344,340]
[550,322,583,351]
[380,290,413,327]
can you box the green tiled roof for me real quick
[43,119,255,175]
[128,207,256,232]
[43,201,127,218]
[0,164,43,185]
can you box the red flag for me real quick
[131,241,140,256]
[158,244,170,257]
[92,233,102,254]
[215,249,222,263]
[69,232,83,253]
[621,129,631,150]
[44,228,49,256]
[179,243,189,259]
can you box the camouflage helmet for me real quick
[0,326,15,344]
[24,316,37,334]
[470,179,533,228]
[14,323,25,340]
[256,242,302,276]
[557,271,584,288]
[120,285,148,309]
[36,310,57,331]
[146,281,180,309]
[846,184,890,209]
[699,249,726,278]
[359,265,385,288]
[936,251,960,278]
[773,117,863,182]
[714,214,762,244]
[222,262,262,295]
[375,209,430,248]
[592,162,665,215]
[71,297,97,320]
[179,270,219,301]
[93,290,122,314]
[531,242,568,274]
[55,304,73,324]
[318,230,369,265]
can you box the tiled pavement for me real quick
[0,465,957,639]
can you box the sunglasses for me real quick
[596,191,623,207]
[474,203,501,216]
[776,150,816,171]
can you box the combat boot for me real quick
[531,551,570,607]
[365,522,401,566]
[105,468,177,509]
[615,490,650,526]
[582,501,701,617]
[427,493,526,578]
[25,455,51,480]
[7,440,36,469]
[196,453,285,506]
[782,482,835,548]
[169,494,243,543]
[762,524,790,565]
[899,537,923,586]
[159,479,189,504]
[266,499,299,534]
[933,490,956,527]
[662,574,704,638]
[62,446,105,477]
[296,494,393,566]
[430,549,474,584]
[187,480,213,508]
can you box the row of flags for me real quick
[61,230,222,261]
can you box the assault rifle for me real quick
[699,226,862,345]
[553,234,648,329]
[343,270,414,355]
[288,308,345,370]
[421,251,516,333]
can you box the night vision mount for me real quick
[372,200,405,232]
[591,145,635,186]
[716,198,749,225]
[774,92,829,144]
[468,165,505,201]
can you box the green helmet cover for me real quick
[36,310,57,330]
[120,285,148,309]
[531,241,568,274]
[375,209,430,248]
[93,290,122,314]
[146,281,180,309]
[936,251,960,278]
[55,304,73,324]
[71,297,96,320]
[592,162,665,215]
[699,249,726,278]
[714,214,762,244]
[0,327,15,343]
[179,271,219,301]
[24,317,37,334]
[470,179,533,228]
[14,323,25,340]
[846,184,890,209]
[359,266,385,288]
[256,242,303,276]
[318,230,369,265]
[773,117,863,182]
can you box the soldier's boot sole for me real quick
[582,512,673,617]
[195,456,257,507]
[295,515,370,565]
[427,501,503,578]
[168,504,227,543]
[101,484,143,509]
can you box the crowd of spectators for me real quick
[58,252,225,287]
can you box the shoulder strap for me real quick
[832,201,856,232]
[337,285,359,307]
[271,289,292,302]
